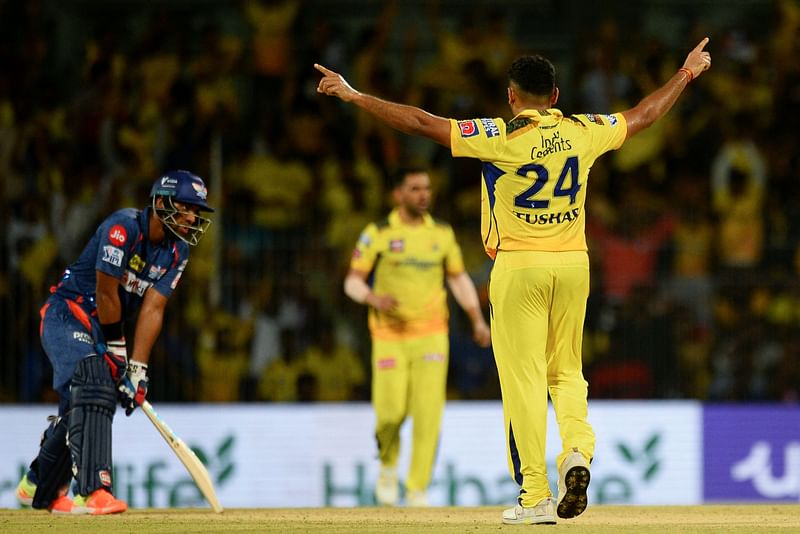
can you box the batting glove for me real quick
[100,339,128,383]
[118,360,149,416]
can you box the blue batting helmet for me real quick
[150,170,213,246]
[150,170,215,212]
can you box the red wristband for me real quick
[678,67,694,82]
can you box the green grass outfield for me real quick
[2,505,800,533]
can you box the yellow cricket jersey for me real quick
[350,209,465,340]
[450,109,627,258]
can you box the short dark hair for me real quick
[393,166,428,188]
[508,55,556,97]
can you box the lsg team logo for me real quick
[192,181,208,200]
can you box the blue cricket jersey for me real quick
[51,207,190,335]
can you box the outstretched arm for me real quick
[315,63,452,147]
[622,37,712,139]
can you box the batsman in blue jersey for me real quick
[16,170,214,514]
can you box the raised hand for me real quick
[315,64,360,102]
[682,37,712,80]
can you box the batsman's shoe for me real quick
[72,488,128,515]
[557,448,591,519]
[375,467,399,506]
[502,497,556,525]
[16,474,36,507]
[48,495,75,514]
[406,489,429,507]
[17,474,74,513]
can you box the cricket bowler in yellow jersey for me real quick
[344,168,491,507]
[317,37,712,523]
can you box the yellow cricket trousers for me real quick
[371,332,449,492]
[489,250,595,506]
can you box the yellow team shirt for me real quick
[350,210,465,340]
[450,109,627,258]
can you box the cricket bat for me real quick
[141,401,224,513]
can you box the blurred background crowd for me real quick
[2,0,799,405]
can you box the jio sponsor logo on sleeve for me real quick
[109,225,127,246]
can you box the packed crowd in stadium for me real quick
[2,0,799,405]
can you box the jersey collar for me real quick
[514,108,564,123]
[389,209,435,228]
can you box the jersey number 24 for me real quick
[514,156,580,209]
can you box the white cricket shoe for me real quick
[375,467,398,506]
[406,489,429,507]
[502,497,556,525]
[557,448,591,519]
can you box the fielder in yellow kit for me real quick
[344,168,491,507]
[317,37,711,523]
